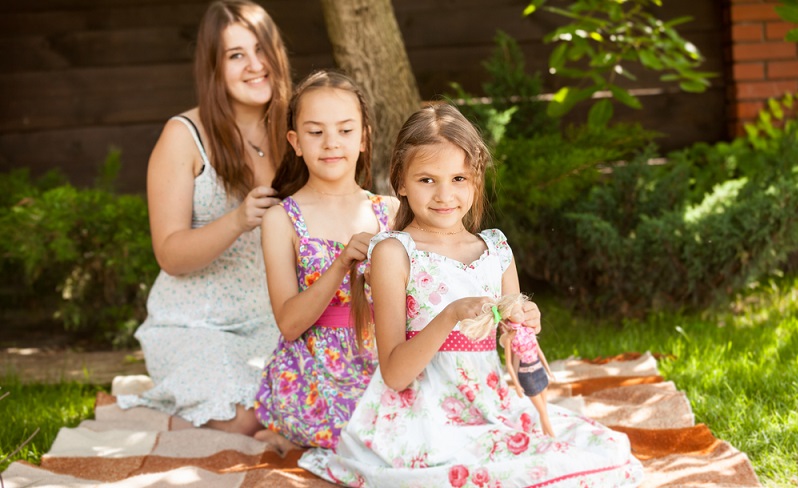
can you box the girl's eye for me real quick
[419,177,433,184]
[308,131,322,136]
[453,176,467,182]
[229,52,243,60]
[341,129,353,134]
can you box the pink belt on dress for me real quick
[315,305,353,328]
[406,330,496,351]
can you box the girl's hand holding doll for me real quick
[520,300,542,334]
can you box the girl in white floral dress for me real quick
[299,104,644,487]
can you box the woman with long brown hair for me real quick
[117,0,291,436]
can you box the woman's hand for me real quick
[237,186,281,231]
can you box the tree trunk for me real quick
[319,0,422,194]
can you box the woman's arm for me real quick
[148,118,279,276]
[262,206,372,341]
[373,239,490,391]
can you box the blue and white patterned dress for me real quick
[117,116,279,426]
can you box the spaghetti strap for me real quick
[171,115,209,172]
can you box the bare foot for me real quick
[204,405,262,436]
[254,428,301,457]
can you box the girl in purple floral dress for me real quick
[253,70,397,448]
[298,104,644,486]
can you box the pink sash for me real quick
[406,330,496,352]
[315,305,353,328]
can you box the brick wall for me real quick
[727,0,798,136]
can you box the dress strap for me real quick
[367,193,391,231]
[170,115,209,172]
[367,231,415,261]
[281,196,310,239]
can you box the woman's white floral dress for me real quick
[299,229,644,488]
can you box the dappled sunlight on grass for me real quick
[533,276,798,485]
[0,375,107,472]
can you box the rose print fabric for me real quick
[298,230,644,487]
[253,194,388,448]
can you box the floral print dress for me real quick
[254,194,389,448]
[299,230,644,487]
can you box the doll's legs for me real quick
[529,391,555,437]
[517,361,555,437]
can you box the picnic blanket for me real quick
[2,352,761,487]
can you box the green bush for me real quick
[448,30,554,144]
[547,137,798,315]
[494,106,798,316]
[0,150,157,348]
[456,32,798,317]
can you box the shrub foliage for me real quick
[0,150,157,347]
[456,34,798,317]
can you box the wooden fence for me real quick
[0,0,728,193]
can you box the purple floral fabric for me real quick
[253,194,388,448]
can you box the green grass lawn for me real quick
[538,276,798,487]
[1,278,796,486]
[0,378,107,473]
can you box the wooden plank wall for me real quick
[0,0,728,194]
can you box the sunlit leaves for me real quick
[524,0,714,121]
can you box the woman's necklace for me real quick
[247,140,265,157]
[410,224,466,235]
[306,183,362,196]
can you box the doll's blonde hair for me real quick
[459,293,528,342]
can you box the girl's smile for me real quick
[223,23,273,109]
[399,141,474,234]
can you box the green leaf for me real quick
[523,0,546,16]
[557,67,590,78]
[768,98,784,120]
[784,93,794,110]
[774,5,798,23]
[547,85,597,117]
[588,99,614,127]
[786,28,798,43]
[639,50,664,70]
[549,44,569,73]
[679,79,708,93]
[663,16,694,29]
[609,84,642,109]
